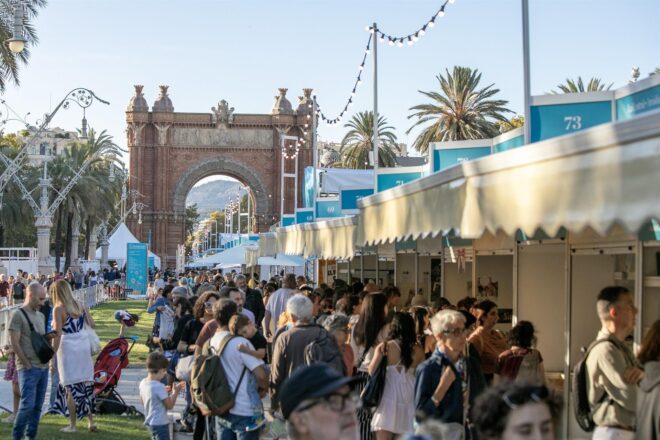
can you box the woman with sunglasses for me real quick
[471,382,561,440]
[414,309,486,440]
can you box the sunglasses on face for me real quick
[441,327,468,337]
[296,391,358,413]
[501,385,550,409]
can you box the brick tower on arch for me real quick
[125,85,314,268]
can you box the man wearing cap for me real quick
[280,364,359,440]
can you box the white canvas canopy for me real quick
[257,253,305,267]
[189,244,256,268]
[95,222,161,268]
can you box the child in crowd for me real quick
[139,352,185,440]
[229,314,266,431]
[1,344,20,424]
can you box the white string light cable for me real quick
[312,0,455,126]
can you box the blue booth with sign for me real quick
[376,167,425,192]
[316,198,342,219]
[295,208,314,224]
[430,140,492,173]
[340,187,374,214]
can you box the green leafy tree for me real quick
[339,111,398,169]
[407,66,513,154]
[185,204,200,238]
[497,115,525,134]
[551,76,613,94]
[0,0,48,91]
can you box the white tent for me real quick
[257,253,305,267]
[95,222,161,269]
[189,244,256,269]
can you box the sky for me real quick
[1,0,658,169]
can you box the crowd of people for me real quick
[2,266,659,440]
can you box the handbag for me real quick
[360,344,388,408]
[175,354,196,382]
[83,321,101,355]
[19,308,54,364]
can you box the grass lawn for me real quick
[89,300,153,366]
[0,413,150,439]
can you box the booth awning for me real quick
[276,216,358,259]
[245,246,259,267]
[358,110,660,245]
[258,233,278,257]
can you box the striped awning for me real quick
[358,110,660,245]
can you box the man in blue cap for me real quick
[280,364,360,440]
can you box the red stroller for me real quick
[93,336,142,416]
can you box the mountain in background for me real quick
[186,179,241,216]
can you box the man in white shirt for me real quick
[209,299,268,438]
[263,274,297,337]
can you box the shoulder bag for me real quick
[19,308,54,364]
[82,311,101,355]
[360,343,388,408]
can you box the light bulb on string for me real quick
[449,0,455,3]
[412,34,419,42]
[428,18,436,27]
[419,28,426,36]
[438,9,446,17]
[407,36,413,46]
[379,34,385,43]
[388,38,394,46]
[397,39,404,47]
[359,63,364,71]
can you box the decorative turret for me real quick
[296,88,314,114]
[127,85,148,112]
[153,85,174,112]
[272,88,294,115]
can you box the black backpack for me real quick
[572,339,614,432]
[304,325,345,375]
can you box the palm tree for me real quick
[407,66,513,154]
[0,0,47,91]
[338,111,399,169]
[551,76,613,94]
[48,130,123,269]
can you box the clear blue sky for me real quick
[2,0,658,163]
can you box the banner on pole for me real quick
[127,242,148,295]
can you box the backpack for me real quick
[516,349,542,382]
[304,325,345,375]
[190,335,247,417]
[572,339,613,432]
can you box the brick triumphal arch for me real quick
[125,85,313,267]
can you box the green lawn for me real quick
[89,300,153,366]
[0,413,150,439]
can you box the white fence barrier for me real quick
[1,284,109,350]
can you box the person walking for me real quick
[235,274,265,329]
[636,319,660,440]
[50,280,97,433]
[0,274,10,308]
[209,299,268,438]
[414,309,486,440]
[471,382,562,440]
[11,276,26,307]
[263,274,297,338]
[8,282,50,440]
[280,364,360,440]
[352,293,390,440]
[369,312,421,439]
[270,295,342,409]
[467,299,508,384]
[586,286,643,440]
[495,320,545,384]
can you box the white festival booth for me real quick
[265,109,660,439]
[95,222,161,269]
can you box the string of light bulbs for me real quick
[314,0,455,126]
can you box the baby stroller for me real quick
[93,336,142,416]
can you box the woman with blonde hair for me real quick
[50,280,97,433]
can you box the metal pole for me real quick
[522,0,531,145]
[312,97,318,220]
[372,22,379,191]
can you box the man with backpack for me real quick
[201,298,268,438]
[581,286,644,440]
[270,294,343,412]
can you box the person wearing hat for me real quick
[280,364,359,440]
[323,314,354,376]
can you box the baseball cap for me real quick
[280,364,358,419]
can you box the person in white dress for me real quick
[369,312,424,439]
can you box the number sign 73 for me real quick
[564,115,582,131]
